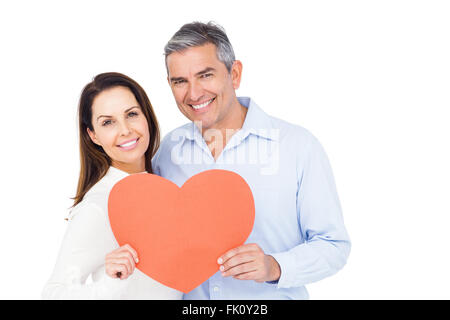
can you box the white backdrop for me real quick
[1,0,449,299]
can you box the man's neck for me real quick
[201,101,248,160]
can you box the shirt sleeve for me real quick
[271,134,351,288]
[42,203,129,299]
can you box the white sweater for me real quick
[42,166,182,300]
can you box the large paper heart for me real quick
[108,169,255,293]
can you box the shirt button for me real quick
[213,286,220,292]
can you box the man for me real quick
[152,21,351,299]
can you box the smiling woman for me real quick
[42,72,183,299]
[75,73,160,206]
[87,87,150,176]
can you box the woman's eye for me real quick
[128,111,139,117]
[102,119,112,126]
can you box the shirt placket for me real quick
[208,272,224,299]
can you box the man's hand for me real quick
[218,243,281,282]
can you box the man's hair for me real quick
[164,21,236,74]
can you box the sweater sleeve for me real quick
[42,203,129,299]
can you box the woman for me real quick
[42,72,182,299]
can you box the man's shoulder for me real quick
[153,122,193,166]
[245,97,315,145]
[160,122,193,146]
[265,112,315,146]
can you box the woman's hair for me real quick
[72,72,160,207]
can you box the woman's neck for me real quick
[111,158,146,174]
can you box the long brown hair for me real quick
[73,72,160,206]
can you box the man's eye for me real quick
[173,80,186,85]
[201,73,213,78]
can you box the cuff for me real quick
[98,270,130,299]
[269,251,293,289]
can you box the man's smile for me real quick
[189,97,215,111]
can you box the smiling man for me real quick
[165,40,247,160]
[152,21,351,299]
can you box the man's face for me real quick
[166,43,242,131]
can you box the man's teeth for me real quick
[120,139,137,147]
[192,99,213,110]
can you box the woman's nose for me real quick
[118,120,132,136]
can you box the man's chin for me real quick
[192,119,217,132]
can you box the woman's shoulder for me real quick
[67,173,110,221]
[82,176,110,203]
[69,167,129,221]
[67,198,104,222]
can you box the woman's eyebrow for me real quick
[96,114,111,121]
[124,106,140,113]
[96,106,140,121]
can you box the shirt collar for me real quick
[239,97,279,141]
[183,97,279,142]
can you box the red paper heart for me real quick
[108,169,255,293]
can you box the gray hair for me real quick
[164,21,236,74]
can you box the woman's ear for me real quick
[87,128,101,146]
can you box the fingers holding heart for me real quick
[105,244,139,280]
[218,243,267,281]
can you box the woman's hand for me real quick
[105,244,139,280]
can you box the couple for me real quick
[42,21,351,300]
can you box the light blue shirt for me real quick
[152,97,351,299]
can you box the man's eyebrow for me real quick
[96,106,139,121]
[169,76,186,83]
[195,67,216,76]
[169,67,216,83]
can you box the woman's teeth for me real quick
[192,98,213,110]
[119,139,137,147]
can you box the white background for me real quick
[0,0,449,299]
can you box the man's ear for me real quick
[231,60,243,90]
[87,128,101,146]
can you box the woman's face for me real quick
[87,86,150,174]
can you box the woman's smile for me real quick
[117,137,140,150]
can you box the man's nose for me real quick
[188,81,204,102]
